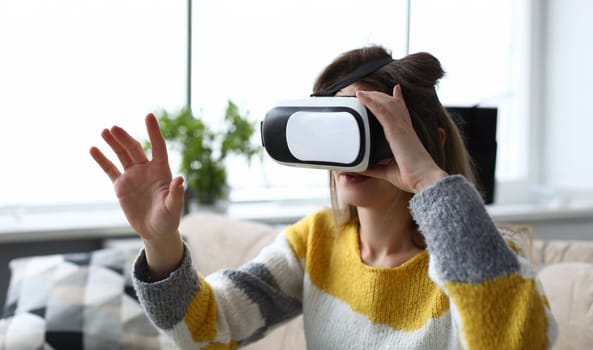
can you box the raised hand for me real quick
[356,85,447,193]
[90,113,185,279]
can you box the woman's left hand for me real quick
[356,85,448,193]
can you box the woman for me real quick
[90,46,557,349]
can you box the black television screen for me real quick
[446,106,498,204]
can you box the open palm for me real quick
[89,114,185,241]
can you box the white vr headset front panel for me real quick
[286,111,361,164]
[262,97,372,172]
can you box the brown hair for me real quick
[314,46,477,242]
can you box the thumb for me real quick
[393,84,406,104]
[165,176,185,216]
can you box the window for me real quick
[0,0,533,221]
[191,0,408,202]
[0,0,187,207]
[409,0,529,183]
[193,0,530,203]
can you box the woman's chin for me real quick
[341,197,376,208]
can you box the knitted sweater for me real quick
[133,175,557,349]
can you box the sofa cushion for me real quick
[180,212,282,275]
[0,247,178,350]
[538,262,593,350]
[531,240,593,270]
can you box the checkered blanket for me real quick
[0,246,178,350]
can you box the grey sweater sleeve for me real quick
[132,242,200,330]
[409,175,519,283]
[131,233,304,348]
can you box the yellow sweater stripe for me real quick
[444,273,549,349]
[184,274,220,343]
[286,211,450,331]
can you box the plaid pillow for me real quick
[0,247,179,350]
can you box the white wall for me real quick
[543,0,593,189]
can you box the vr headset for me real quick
[260,56,394,172]
[261,97,392,172]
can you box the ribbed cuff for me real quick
[132,242,200,329]
[409,175,518,283]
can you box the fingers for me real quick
[356,85,408,117]
[356,90,391,119]
[101,128,134,169]
[356,86,413,136]
[92,115,167,184]
[89,146,121,182]
[145,113,168,161]
[110,126,149,165]
[100,125,149,170]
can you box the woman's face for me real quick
[332,84,403,209]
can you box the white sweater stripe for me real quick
[302,274,459,350]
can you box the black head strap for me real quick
[311,56,394,97]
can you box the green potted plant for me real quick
[146,100,260,212]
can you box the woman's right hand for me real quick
[90,113,185,279]
[356,86,447,194]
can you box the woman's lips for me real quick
[338,172,370,183]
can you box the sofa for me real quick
[1,212,592,349]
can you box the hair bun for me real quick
[393,52,445,95]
